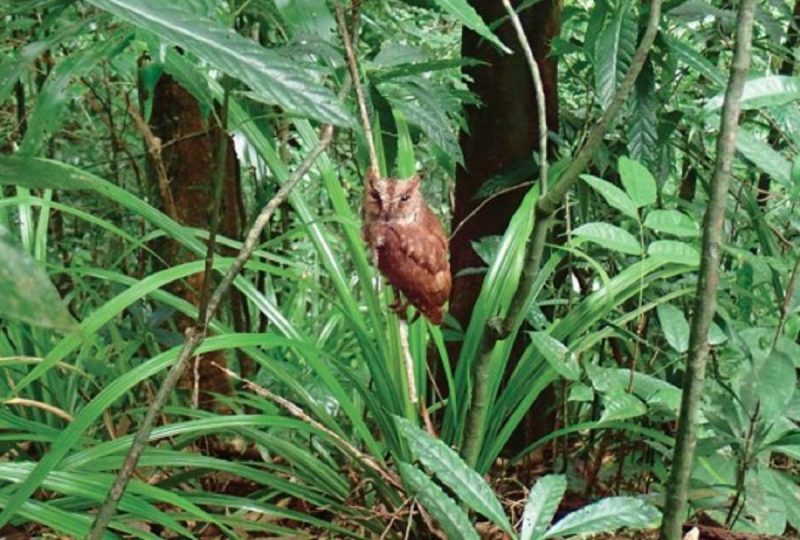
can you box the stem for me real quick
[198,84,230,322]
[501,0,548,194]
[659,0,757,537]
[460,0,663,470]
[332,0,420,422]
[333,0,378,172]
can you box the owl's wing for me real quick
[377,225,451,309]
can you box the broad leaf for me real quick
[657,303,690,353]
[0,238,76,331]
[647,240,700,266]
[529,332,581,380]
[594,1,636,109]
[86,0,350,125]
[666,34,726,86]
[735,128,791,187]
[274,0,336,40]
[21,35,129,156]
[544,497,661,538]
[705,75,800,113]
[398,462,479,540]
[573,222,642,255]
[644,209,699,238]
[600,391,647,423]
[381,79,464,165]
[520,475,566,540]
[618,156,657,207]
[395,418,513,535]
[432,0,510,53]
[627,62,658,169]
[756,351,796,422]
[581,174,639,219]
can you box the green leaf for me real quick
[761,470,800,532]
[665,34,726,86]
[86,0,350,125]
[573,222,642,255]
[395,418,512,535]
[606,368,682,414]
[274,0,336,40]
[0,21,88,103]
[529,332,581,381]
[398,462,479,540]
[644,209,699,238]
[580,174,639,219]
[520,475,566,540]
[657,303,689,353]
[618,156,657,207]
[705,75,800,113]
[568,383,594,402]
[756,351,796,422]
[544,497,661,538]
[21,35,129,156]
[0,237,76,331]
[647,240,700,266]
[594,1,636,109]
[381,79,464,165]
[735,128,791,186]
[432,0,510,54]
[627,62,658,169]
[599,391,647,423]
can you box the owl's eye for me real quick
[399,194,411,202]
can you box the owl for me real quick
[362,168,451,325]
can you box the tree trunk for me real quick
[148,73,246,409]
[450,0,560,325]
[448,0,560,447]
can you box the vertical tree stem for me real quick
[460,0,663,469]
[501,0,549,194]
[659,0,757,537]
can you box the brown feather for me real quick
[362,173,451,324]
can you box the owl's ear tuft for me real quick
[366,167,381,186]
[406,174,421,191]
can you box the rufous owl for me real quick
[362,168,451,325]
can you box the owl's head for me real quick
[364,169,423,224]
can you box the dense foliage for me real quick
[0,0,798,538]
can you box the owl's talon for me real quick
[389,299,410,319]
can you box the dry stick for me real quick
[125,96,178,221]
[460,0,663,469]
[332,0,423,430]
[660,1,757,536]
[215,363,402,489]
[333,0,378,171]
[4,398,74,422]
[502,0,548,194]
[86,123,337,540]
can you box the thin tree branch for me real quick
[125,95,179,221]
[198,82,231,324]
[502,0,548,194]
[333,0,378,172]
[332,0,423,431]
[660,0,758,537]
[460,0,663,469]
